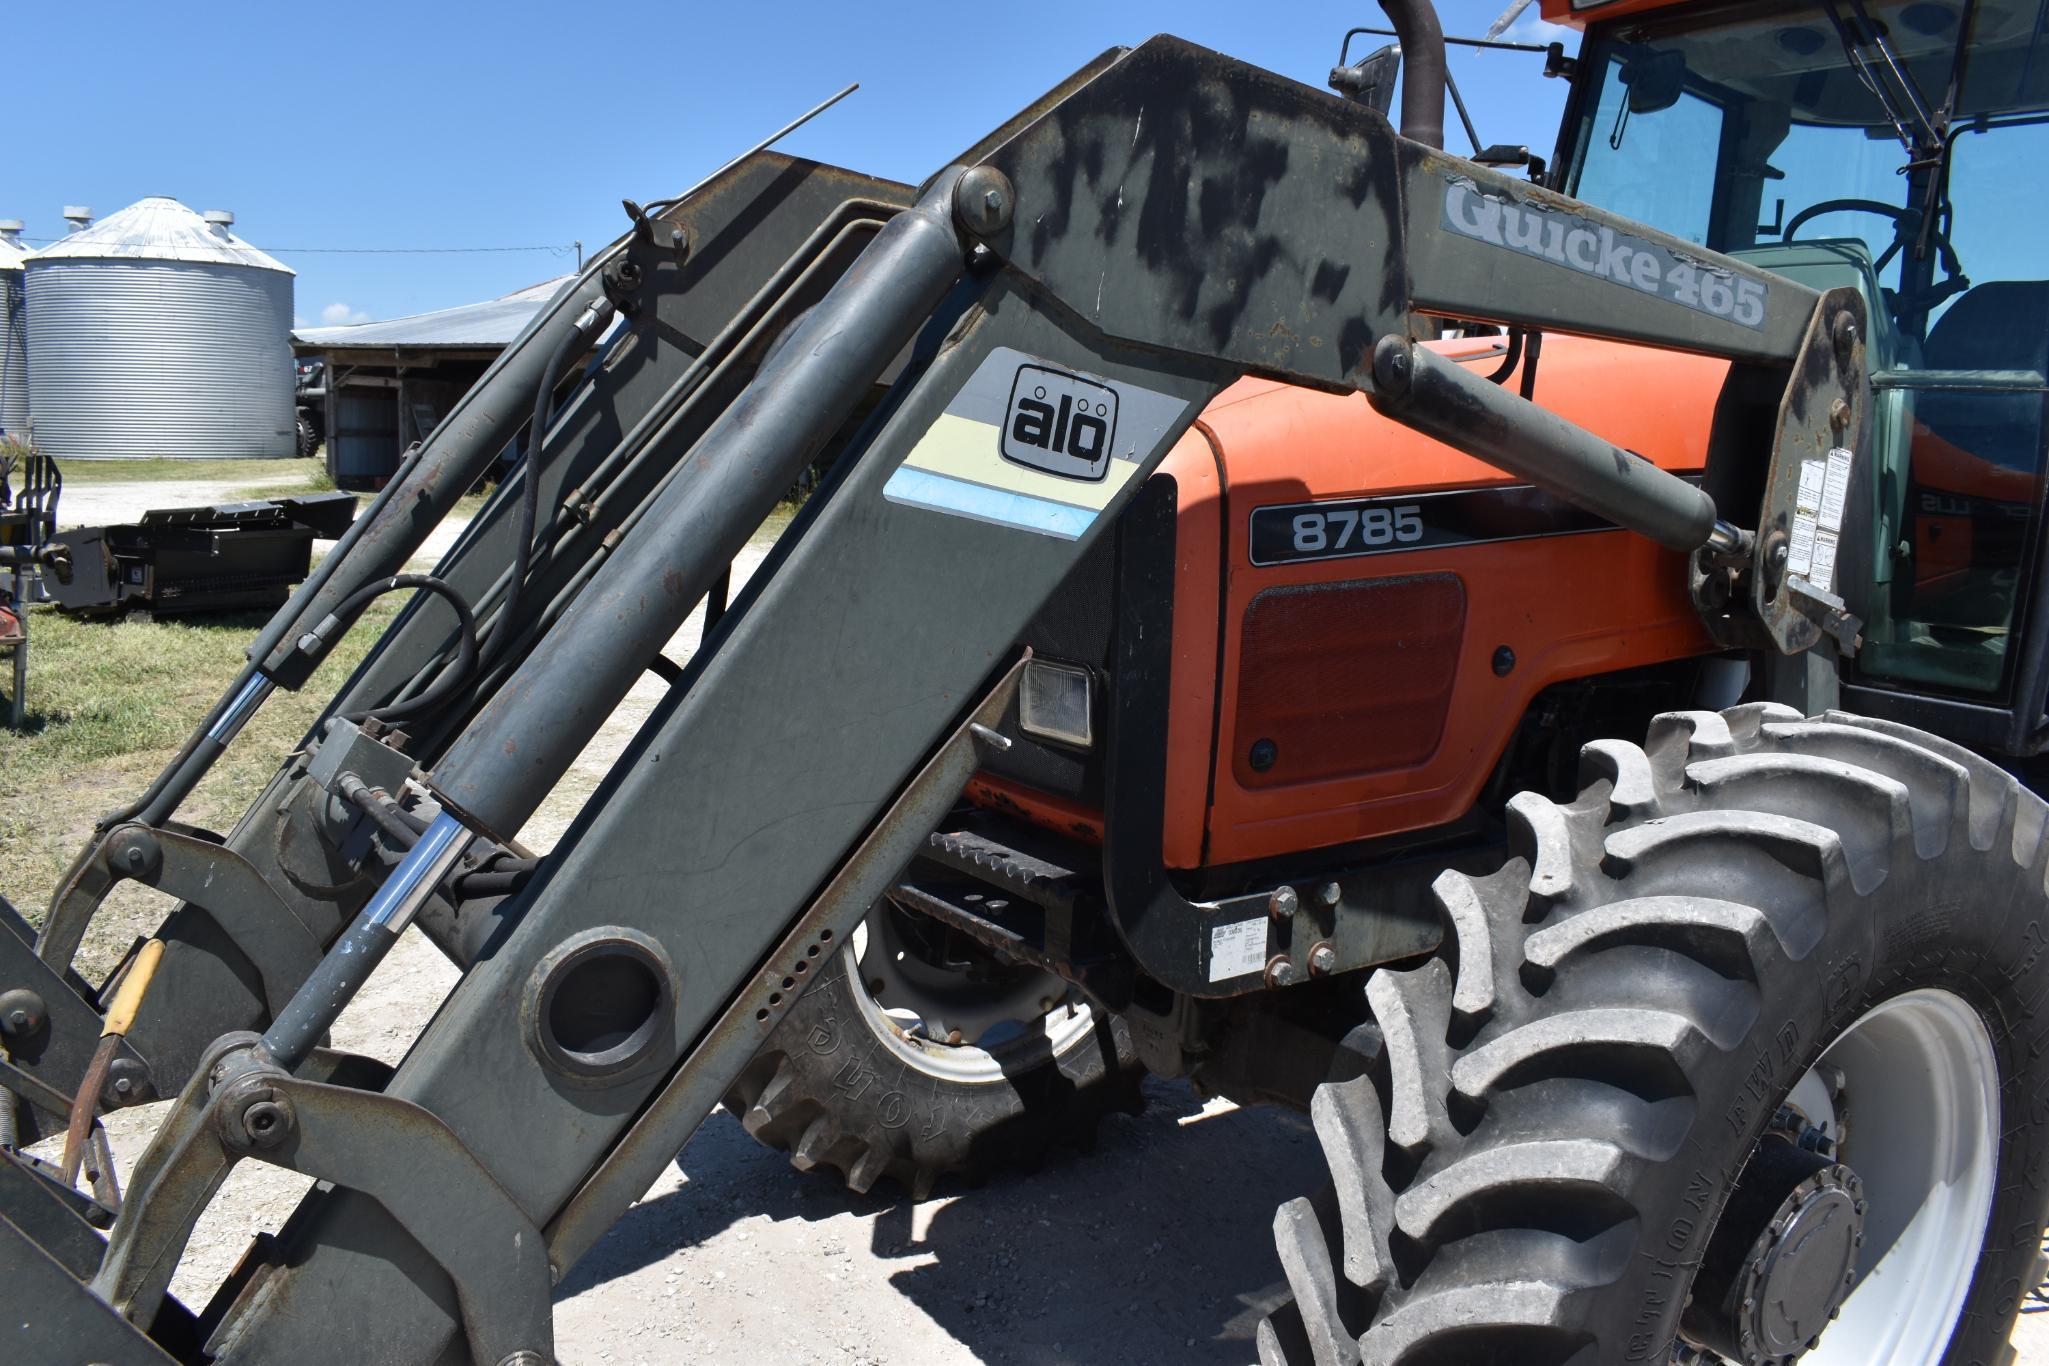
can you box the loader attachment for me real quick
[1,32,1870,1364]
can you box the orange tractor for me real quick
[4,1,2048,1363]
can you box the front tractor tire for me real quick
[723,900,1143,1198]
[1261,705,2049,1366]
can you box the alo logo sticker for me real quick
[1003,364,1118,481]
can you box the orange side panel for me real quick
[1186,334,1727,867]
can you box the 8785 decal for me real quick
[1284,504,1423,556]
[1249,485,1619,566]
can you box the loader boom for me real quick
[7,30,1875,1364]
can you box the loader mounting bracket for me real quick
[91,1031,552,1366]
[1751,287,1872,657]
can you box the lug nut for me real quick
[1265,955,1301,989]
[1307,941,1337,977]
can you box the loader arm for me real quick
[3,34,1869,1364]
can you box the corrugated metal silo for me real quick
[25,197,296,460]
[0,220,27,440]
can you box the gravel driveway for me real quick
[54,479,297,532]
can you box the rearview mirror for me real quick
[1620,48,1688,115]
[1329,43,1401,118]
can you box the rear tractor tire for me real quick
[724,898,1143,1198]
[1260,704,2049,1366]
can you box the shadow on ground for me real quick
[561,1077,1319,1363]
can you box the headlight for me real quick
[1018,659,1094,749]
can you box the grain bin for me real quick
[25,197,296,460]
[0,220,27,440]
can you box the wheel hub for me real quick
[1682,1139,1867,1364]
[848,902,1097,1082]
[858,900,1065,1045]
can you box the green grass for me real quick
[57,457,328,487]
[0,598,397,978]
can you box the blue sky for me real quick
[8,2,1572,328]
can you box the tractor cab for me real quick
[1550,0,2049,750]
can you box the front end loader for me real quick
[4,2,2048,1362]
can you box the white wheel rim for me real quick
[1800,987,2001,1364]
[847,917,1100,1084]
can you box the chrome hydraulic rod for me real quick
[131,672,283,830]
[428,172,974,842]
[254,811,471,1071]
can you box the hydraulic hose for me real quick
[335,772,424,852]
[294,574,479,726]
[488,319,588,671]
[108,442,434,833]
[371,303,602,721]
[1379,0,1447,150]
[430,174,971,841]
[1486,327,1525,384]
[452,856,541,901]
[406,218,888,720]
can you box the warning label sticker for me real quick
[1787,449,1852,595]
[1820,447,1853,532]
[1208,918,1269,983]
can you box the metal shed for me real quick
[0,221,27,440]
[292,277,568,488]
[25,197,296,460]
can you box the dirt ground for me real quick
[25,476,2049,1363]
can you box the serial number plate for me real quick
[1249,485,1620,567]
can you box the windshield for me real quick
[1566,0,2049,348]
